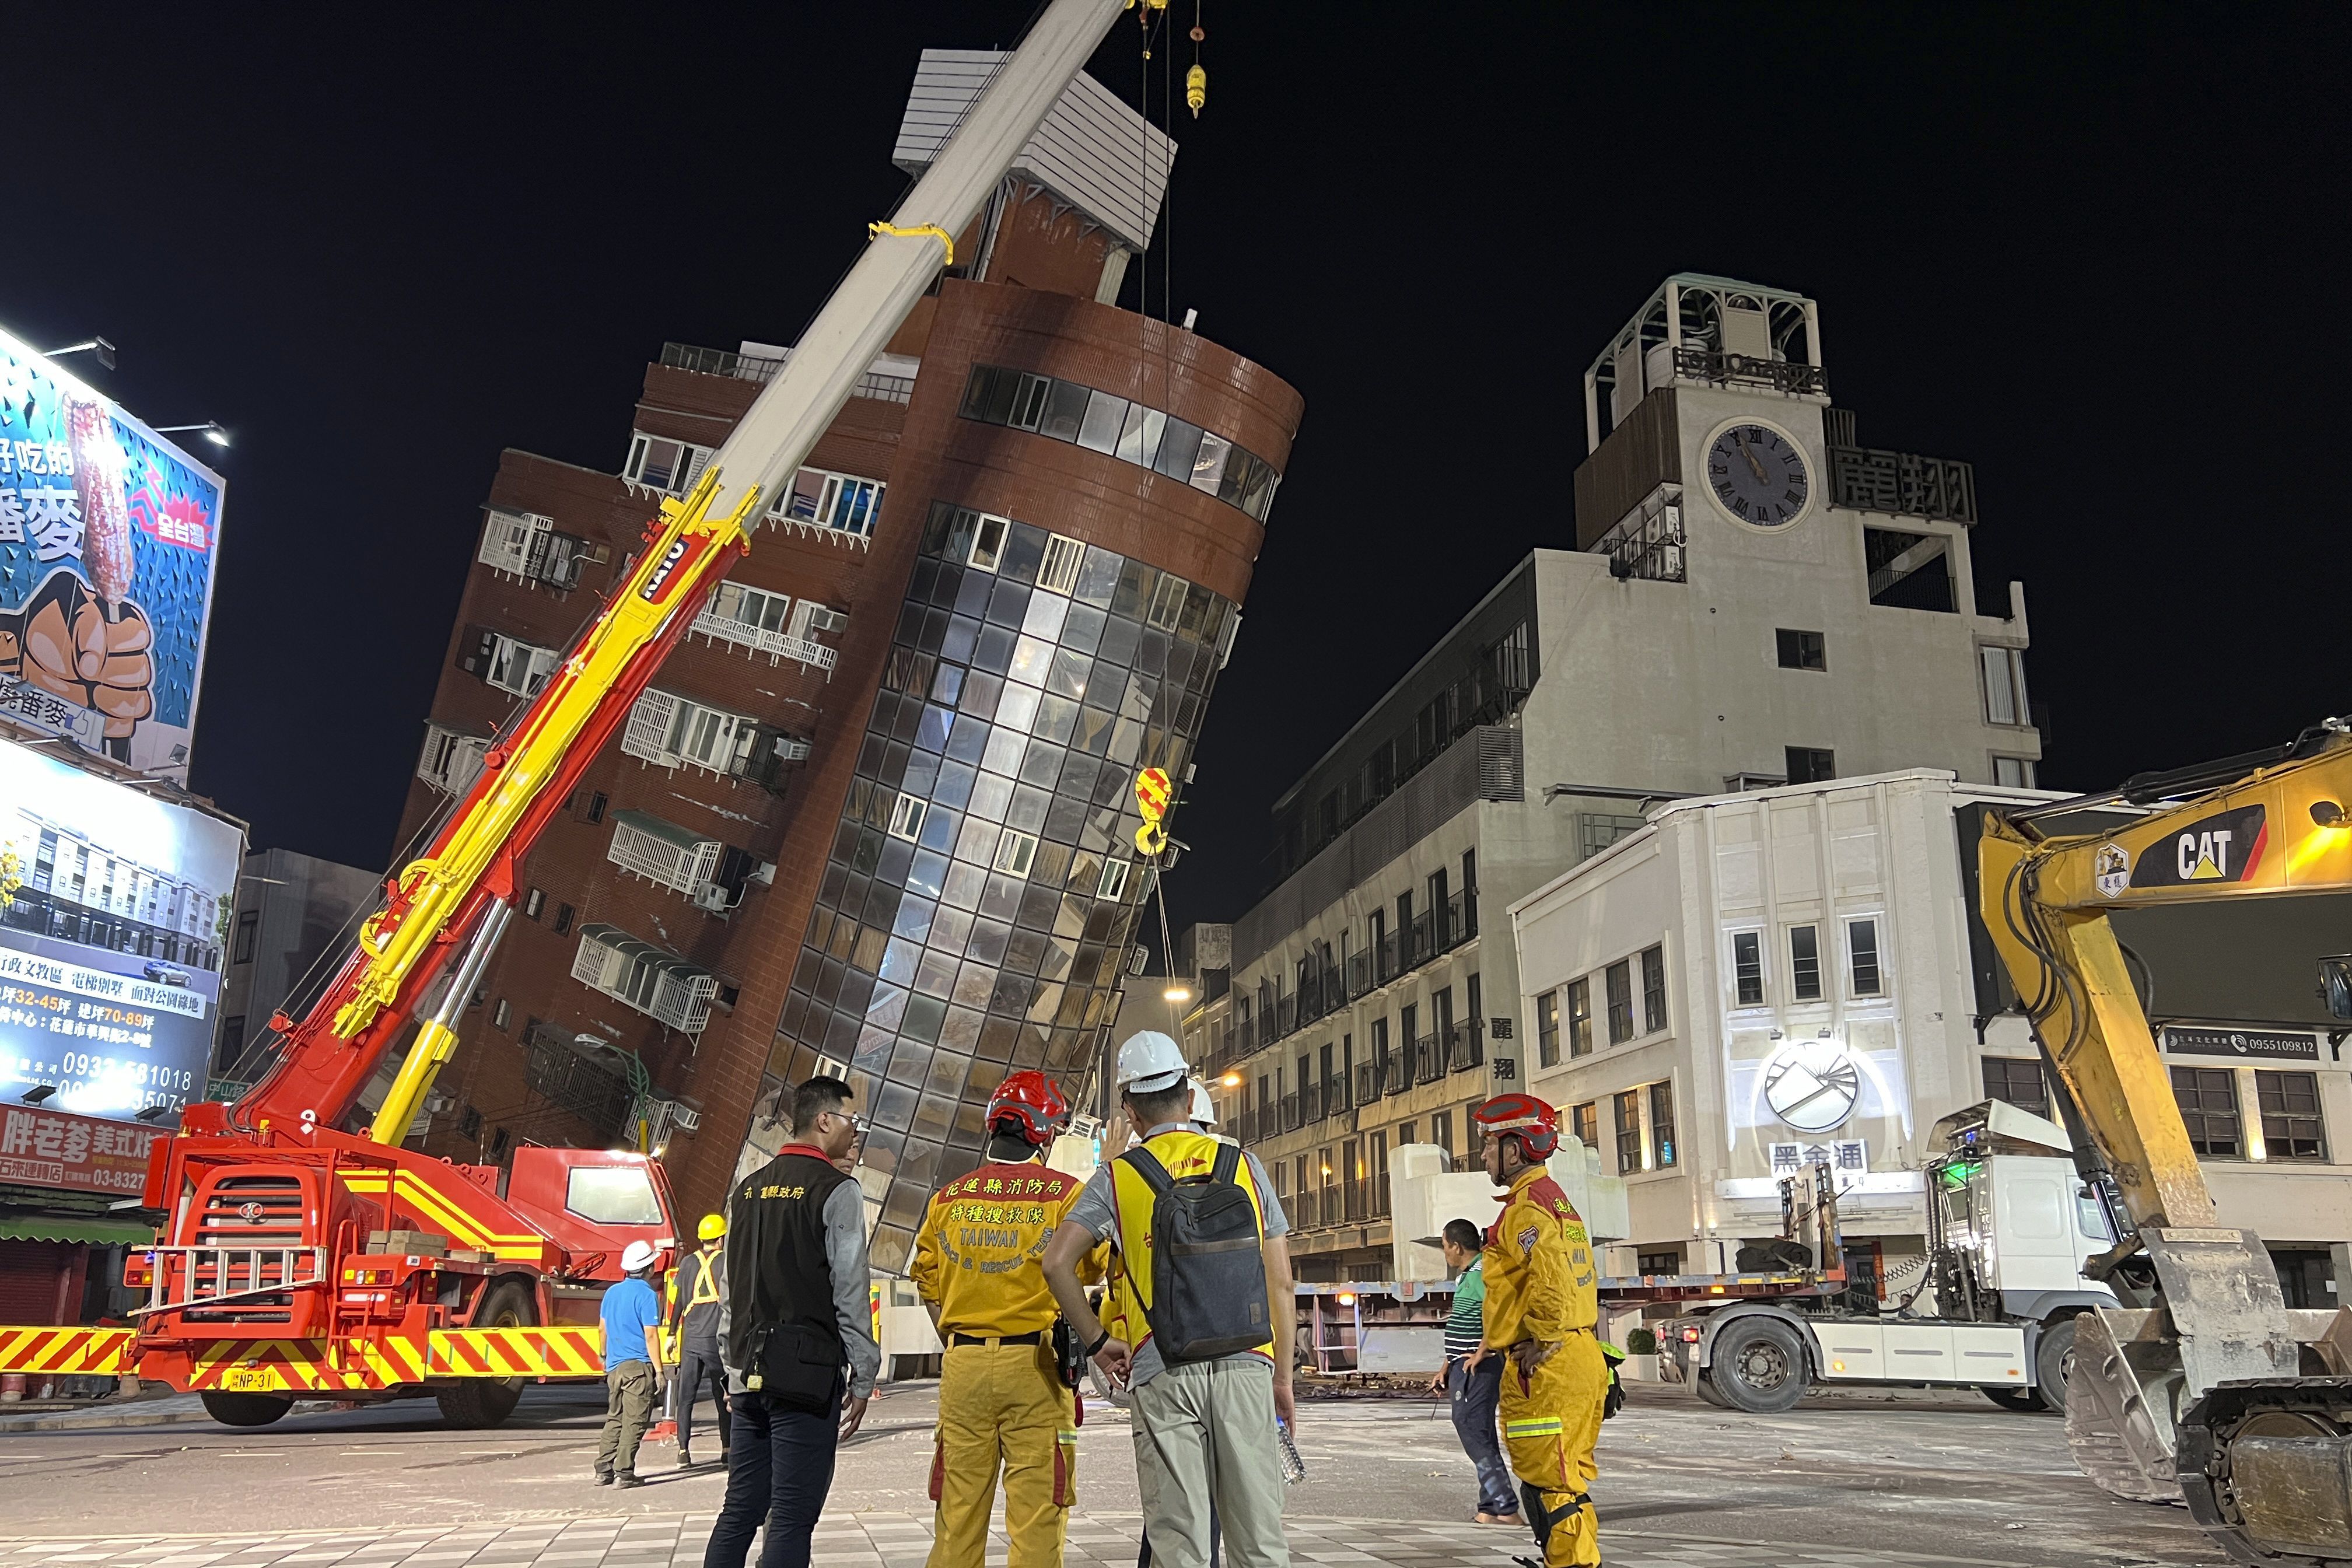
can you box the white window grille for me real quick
[994,830,1040,878]
[889,793,927,842]
[478,509,550,575]
[607,810,724,895]
[620,688,758,776]
[484,634,560,698]
[771,467,887,538]
[624,433,712,496]
[1038,533,1085,594]
[571,923,719,1035]
[1097,858,1131,901]
[418,724,488,796]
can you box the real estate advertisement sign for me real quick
[1,323,226,774]
[0,737,244,1118]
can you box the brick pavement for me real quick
[0,1511,2084,1568]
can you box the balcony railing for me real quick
[663,340,915,404]
[1448,1019,1485,1074]
[1671,345,1828,398]
[1323,1073,1351,1117]
[1412,1033,1447,1087]
[692,609,840,674]
[729,724,811,796]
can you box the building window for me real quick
[994,830,1040,878]
[524,887,545,920]
[1572,1100,1598,1153]
[417,724,489,797]
[624,433,710,495]
[1146,573,1188,632]
[1640,944,1666,1034]
[1980,645,2030,727]
[1731,932,1764,1006]
[967,513,1009,571]
[1785,747,1837,785]
[1098,859,1132,901]
[586,792,607,824]
[1432,1110,1453,1157]
[1604,961,1633,1045]
[492,999,512,1031]
[220,1014,246,1060]
[2257,1070,2328,1161]
[233,909,258,964]
[1776,629,1826,670]
[1580,811,1645,860]
[1650,1080,1677,1168]
[473,631,559,698]
[1613,1090,1643,1175]
[622,688,762,776]
[1567,977,1594,1056]
[2171,1066,2241,1158]
[888,793,927,842]
[1038,533,1086,594]
[1848,919,1882,996]
[1536,990,1560,1068]
[1789,925,1823,1001]
[1993,755,2036,788]
[554,902,575,935]
[1983,1056,2049,1117]
[772,467,886,537]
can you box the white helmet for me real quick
[1116,1030,1189,1094]
[621,1239,659,1275]
[1188,1081,1217,1129]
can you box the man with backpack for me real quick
[1043,1031,1295,1568]
[1471,1093,1606,1568]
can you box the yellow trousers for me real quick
[1498,1334,1606,1568]
[926,1340,1078,1568]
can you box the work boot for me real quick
[615,1472,645,1489]
[594,1469,613,1486]
[677,1447,694,1469]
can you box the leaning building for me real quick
[386,52,1301,1267]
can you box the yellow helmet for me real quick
[696,1212,727,1242]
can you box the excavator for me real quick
[1982,715,2352,1565]
[0,0,1144,1428]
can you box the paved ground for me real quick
[0,1381,2227,1568]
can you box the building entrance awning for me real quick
[0,1214,158,1246]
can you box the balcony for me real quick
[1279,1092,1301,1135]
[1671,345,1828,398]
[1322,1073,1351,1117]
[606,810,722,897]
[662,340,916,405]
[1411,1033,1447,1087]
[1356,1062,1383,1107]
[479,510,600,592]
[729,724,812,797]
[1447,1018,1486,1074]
[692,608,840,675]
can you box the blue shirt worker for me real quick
[597,1238,666,1487]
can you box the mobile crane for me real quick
[1981,716,2352,1565]
[0,0,1139,1428]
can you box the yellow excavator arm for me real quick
[1979,718,2352,1553]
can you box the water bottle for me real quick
[1276,1416,1307,1485]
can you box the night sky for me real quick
[10,5,2348,940]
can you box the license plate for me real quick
[222,1366,284,1392]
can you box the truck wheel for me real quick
[1981,1384,2048,1412]
[201,1391,293,1427]
[2035,1317,2077,1417]
[1709,1317,1808,1413]
[436,1279,537,1429]
[1692,1371,1731,1409]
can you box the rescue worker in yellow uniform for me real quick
[662,1212,730,1468]
[1472,1093,1606,1568]
[910,1071,1102,1568]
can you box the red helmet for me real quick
[1474,1093,1560,1160]
[986,1070,1069,1146]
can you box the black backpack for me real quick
[1122,1142,1269,1362]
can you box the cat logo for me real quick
[2094,842,2129,899]
[2129,804,2268,892]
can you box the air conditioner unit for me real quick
[668,1102,704,1133]
[423,1091,456,1115]
[693,883,733,913]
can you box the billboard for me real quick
[0,1102,164,1195]
[1,323,226,774]
[0,737,244,1118]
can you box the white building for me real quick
[1206,275,2043,1280]
[1511,769,2352,1306]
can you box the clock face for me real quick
[1762,1042,1860,1133]
[1706,423,1811,527]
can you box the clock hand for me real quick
[1735,435,1768,482]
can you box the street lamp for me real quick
[44,337,116,371]
[154,422,230,449]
